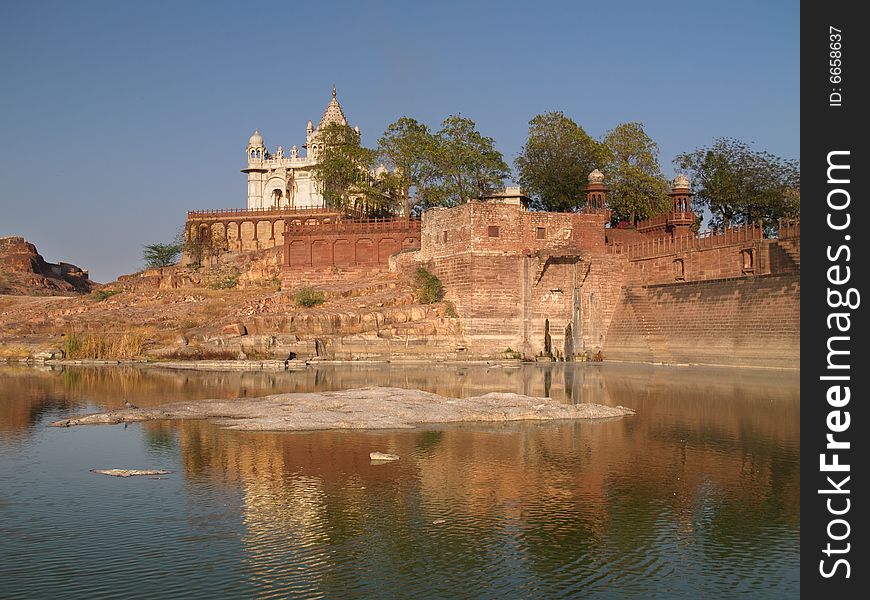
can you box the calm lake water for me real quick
[0,362,799,598]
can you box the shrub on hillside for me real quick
[92,289,122,301]
[295,287,325,308]
[414,268,443,304]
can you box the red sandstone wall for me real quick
[626,239,769,284]
[421,249,628,358]
[284,233,419,269]
[628,239,800,285]
[420,205,473,259]
[419,202,608,261]
[576,254,628,350]
[419,202,620,358]
[603,274,800,368]
[186,220,287,256]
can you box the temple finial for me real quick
[332,85,337,99]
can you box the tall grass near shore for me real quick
[63,332,146,360]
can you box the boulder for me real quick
[31,348,64,361]
[221,323,247,336]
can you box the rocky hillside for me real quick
[0,236,95,295]
[0,253,465,362]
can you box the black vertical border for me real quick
[802,1,867,595]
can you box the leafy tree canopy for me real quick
[143,241,181,268]
[515,112,606,211]
[601,122,670,225]
[378,115,509,212]
[377,117,436,215]
[311,123,383,213]
[432,115,510,207]
[674,137,800,230]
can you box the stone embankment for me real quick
[49,386,635,431]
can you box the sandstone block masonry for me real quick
[619,221,800,285]
[603,274,800,368]
[414,201,615,358]
[404,200,799,367]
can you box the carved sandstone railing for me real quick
[624,221,766,260]
[186,203,376,221]
[778,218,800,239]
[284,217,421,236]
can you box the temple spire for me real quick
[318,86,348,129]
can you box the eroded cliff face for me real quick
[0,236,95,295]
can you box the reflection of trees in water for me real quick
[163,402,798,593]
[0,363,800,593]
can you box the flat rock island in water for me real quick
[49,386,634,431]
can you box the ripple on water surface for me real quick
[0,363,799,598]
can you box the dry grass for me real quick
[162,347,239,361]
[63,332,147,360]
[178,318,200,330]
[0,344,30,360]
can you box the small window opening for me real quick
[674,258,685,280]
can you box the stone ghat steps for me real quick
[763,238,800,276]
[325,321,467,359]
[775,239,801,270]
[603,274,800,368]
[624,287,674,363]
[195,315,464,361]
[239,304,446,337]
[251,286,416,314]
[281,266,390,289]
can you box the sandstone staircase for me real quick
[767,239,800,275]
[625,287,673,363]
[775,238,801,271]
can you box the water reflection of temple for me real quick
[1,362,799,590]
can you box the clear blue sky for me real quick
[0,1,799,283]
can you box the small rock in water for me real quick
[91,469,173,478]
[369,452,399,462]
[432,519,447,525]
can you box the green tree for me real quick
[377,117,438,216]
[143,240,182,268]
[430,115,510,207]
[515,112,606,211]
[310,123,380,212]
[601,122,670,225]
[674,137,800,230]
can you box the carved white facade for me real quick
[243,87,358,210]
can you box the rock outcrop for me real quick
[49,386,636,431]
[0,236,95,295]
